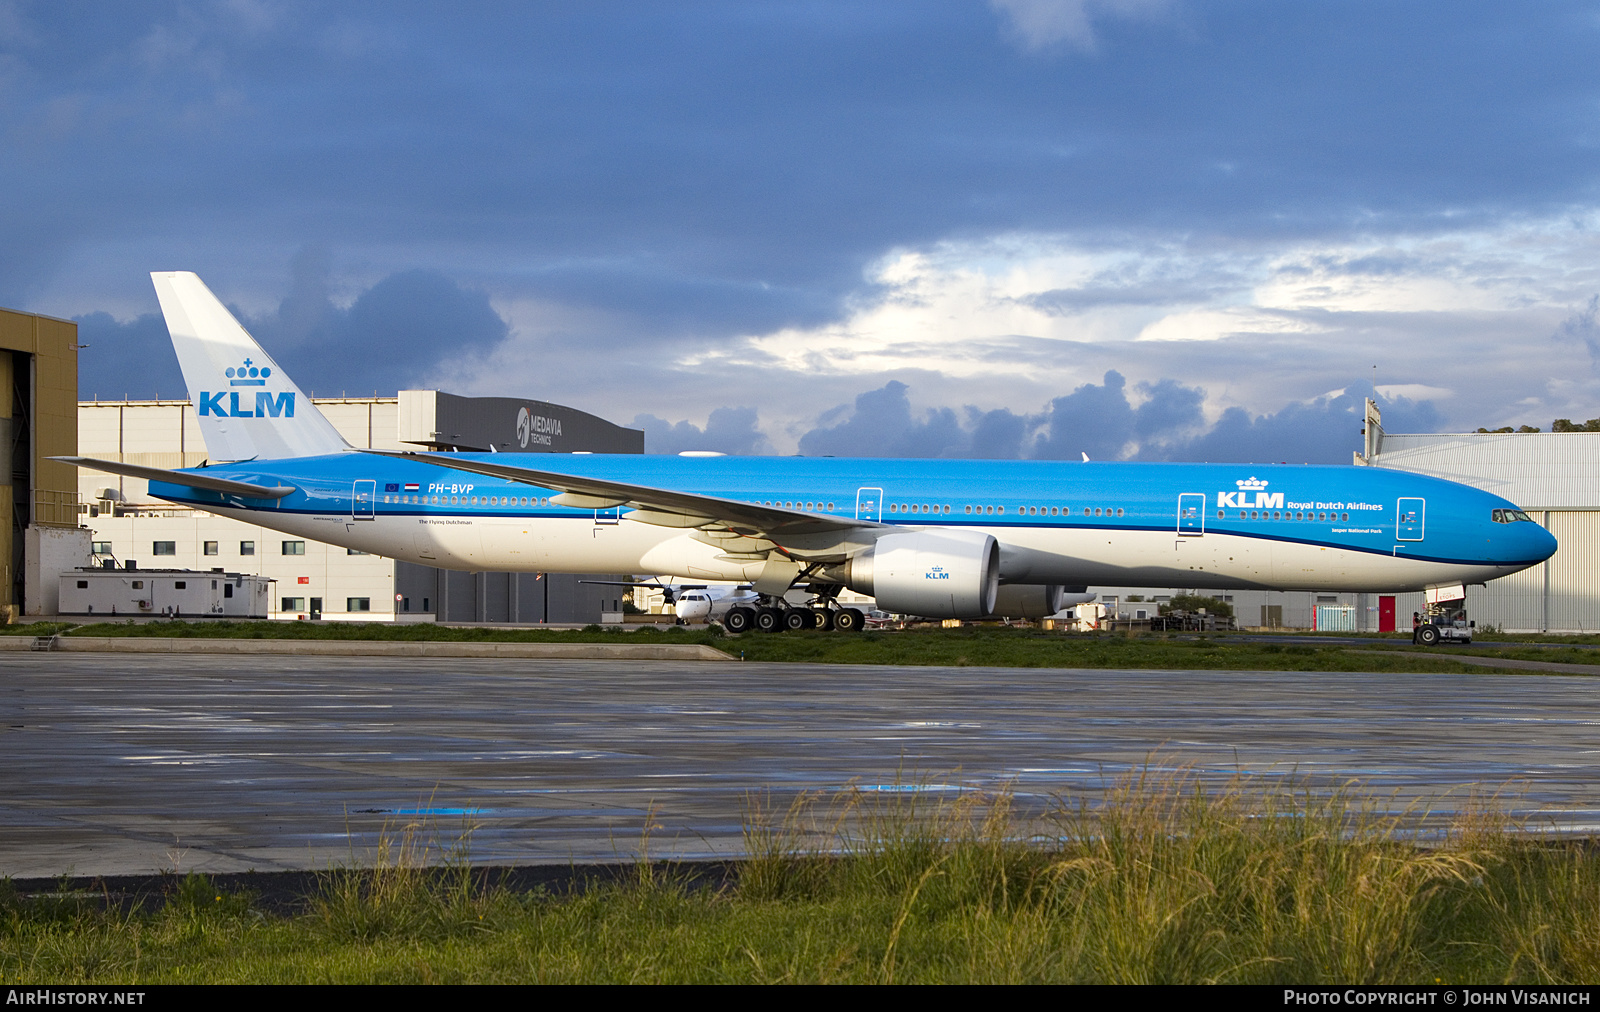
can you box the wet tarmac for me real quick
[4,653,1600,877]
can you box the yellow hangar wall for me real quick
[78,396,405,621]
[0,307,79,617]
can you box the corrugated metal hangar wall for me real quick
[1368,429,1600,633]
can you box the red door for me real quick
[1378,596,1396,633]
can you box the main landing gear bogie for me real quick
[723,604,865,634]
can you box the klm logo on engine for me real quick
[1217,476,1283,510]
[926,565,950,581]
[199,359,294,418]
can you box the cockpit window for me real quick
[1492,509,1535,523]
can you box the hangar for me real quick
[0,307,80,618]
[1360,404,1600,634]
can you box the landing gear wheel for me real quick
[783,609,813,632]
[1418,624,1441,646]
[812,608,835,631]
[755,607,783,633]
[833,608,865,633]
[724,607,754,634]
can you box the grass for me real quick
[19,620,1559,673]
[6,773,1600,983]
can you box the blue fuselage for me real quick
[146,454,1557,593]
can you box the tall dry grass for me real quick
[739,768,1527,982]
[8,770,1600,982]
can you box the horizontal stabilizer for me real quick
[50,457,295,500]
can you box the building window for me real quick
[174,581,186,589]
[282,597,305,612]
[152,541,176,556]
[347,597,371,612]
[402,597,410,611]
[203,541,218,556]
[92,541,112,555]
[282,541,305,556]
[423,597,430,611]
[131,580,143,589]
[76,580,87,589]
[347,548,370,556]
[240,541,255,556]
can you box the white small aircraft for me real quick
[583,579,762,626]
[671,585,762,625]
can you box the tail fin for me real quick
[152,271,349,461]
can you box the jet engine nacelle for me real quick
[835,530,999,618]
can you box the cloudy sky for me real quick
[6,1,1600,460]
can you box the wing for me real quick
[50,456,295,500]
[360,449,883,557]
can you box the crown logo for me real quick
[226,358,270,386]
[1236,476,1268,490]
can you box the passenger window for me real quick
[1117,508,1124,517]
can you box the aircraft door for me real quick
[352,479,376,520]
[1177,493,1205,536]
[856,487,883,522]
[1396,498,1425,541]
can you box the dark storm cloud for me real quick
[74,311,184,400]
[260,268,508,396]
[633,407,773,456]
[7,2,1600,332]
[76,263,508,398]
[795,373,1443,464]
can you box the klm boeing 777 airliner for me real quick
[55,272,1558,632]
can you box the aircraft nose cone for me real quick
[1532,522,1559,562]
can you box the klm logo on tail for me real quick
[199,360,294,418]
